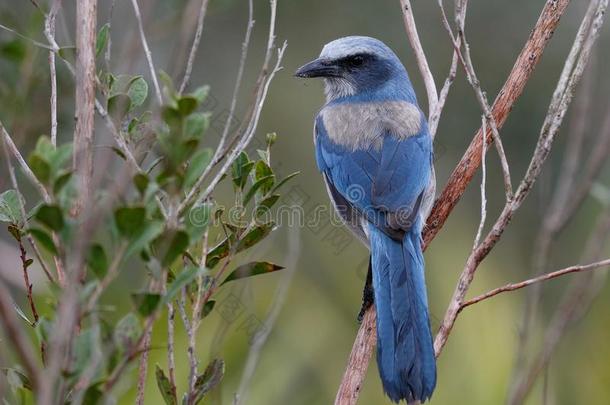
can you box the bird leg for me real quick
[357,256,374,323]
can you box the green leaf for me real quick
[49,143,72,172]
[185,201,212,242]
[191,85,209,104]
[184,112,211,139]
[28,228,57,254]
[155,365,177,405]
[205,223,274,268]
[58,46,76,62]
[163,265,204,305]
[254,160,273,182]
[237,222,275,251]
[271,171,300,193]
[34,204,64,231]
[255,194,280,217]
[87,244,108,279]
[1,368,32,391]
[201,300,215,318]
[158,70,176,102]
[131,293,162,317]
[114,206,146,238]
[158,230,190,267]
[192,359,225,404]
[161,106,182,135]
[222,261,284,284]
[83,385,103,405]
[243,175,274,206]
[53,171,73,194]
[114,313,142,349]
[0,189,22,223]
[28,154,51,184]
[184,148,212,190]
[128,77,148,108]
[133,173,149,196]
[108,94,132,121]
[125,220,164,258]
[96,23,109,56]
[231,152,254,189]
[266,132,277,146]
[177,96,198,116]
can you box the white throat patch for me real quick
[320,101,422,151]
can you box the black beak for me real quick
[294,58,339,78]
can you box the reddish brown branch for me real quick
[336,1,573,403]
[12,225,40,324]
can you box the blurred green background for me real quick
[1,0,610,404]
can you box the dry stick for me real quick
[439,0,513,199]
[0,280,42,392]
[399,0,438,117]
[43,0,62,146]
[130,0,163,104]
[509,209,610,404]
[460,259,610,310]
[472,116,487,249]
[179,0,210,94]
[336,1,573,402]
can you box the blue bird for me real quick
[295,36,436,403]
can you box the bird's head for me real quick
[295,36,413,102]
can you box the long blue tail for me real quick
[370,224,436,403]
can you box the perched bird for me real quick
[295,36,436,403]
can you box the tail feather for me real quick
[370,225,436,403]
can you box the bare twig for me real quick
[179,0,210,94]
[43,0,62,146]
[460,259,610,310]
[399,0,437,116]
[473,116,487,249]
[14,228,39,323]
[438,0,513,199]
[129,0,163,104]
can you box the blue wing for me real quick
[315,115,432,234]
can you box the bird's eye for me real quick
[348,55,365,67]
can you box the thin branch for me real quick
[438,0,513,199]
[179,0,210,94]
[472,116,487,249]
[460,259,610,310]
[14,227,40,323]
[43,0,62,146]
[129,0,163,104]
[399,0,438,116]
